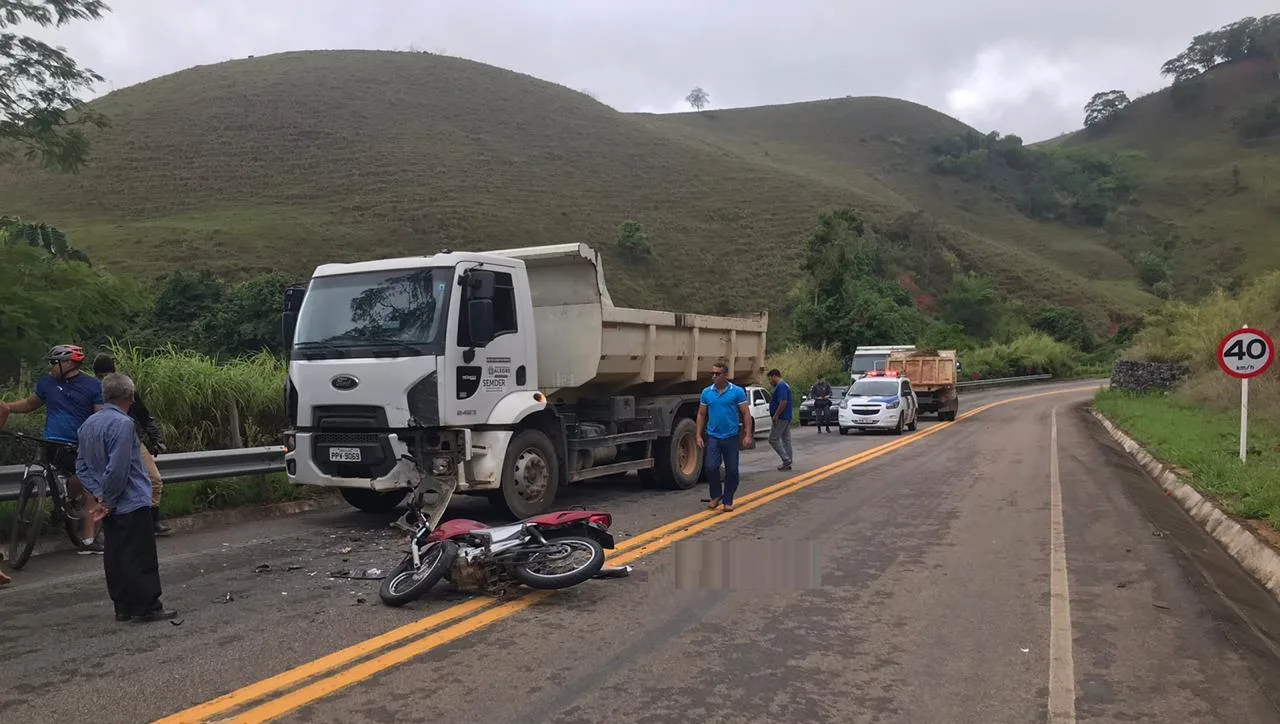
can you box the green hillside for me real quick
[1057,58,1280,297]
[7,46,1267,340]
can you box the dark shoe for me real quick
[132,608,178,623]
[116,612,133,622]
[778,463,792,471]
[78,540,105,555]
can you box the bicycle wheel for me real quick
[8,472,48,570]
[48,472,86,548]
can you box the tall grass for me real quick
[1122,270,1280,423]
[107,343,287,451]
[763,343,847,393]
[961,333,1081,379]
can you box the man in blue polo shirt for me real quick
[696,361,752,512]
[767,368,793,471]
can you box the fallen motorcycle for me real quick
[379,506,618,606]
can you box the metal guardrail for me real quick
[955,373,1053,389]
[0,374,1061,503]
[0,446,286,503]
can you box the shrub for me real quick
[764,343,847,393]
[961,333,1081,379]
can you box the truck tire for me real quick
[493,428,561,519]
[644,417,703,490]
[340,488,407,513]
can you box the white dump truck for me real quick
[281,243,768,523]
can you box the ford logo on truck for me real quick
[331,374,359,391]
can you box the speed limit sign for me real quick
[1217,327,1274,379]
[1217,326,1274,463]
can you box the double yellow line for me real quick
[156,383,1098,723]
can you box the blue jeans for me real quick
[704,435,741,505]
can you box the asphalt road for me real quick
[3,381,1280,723]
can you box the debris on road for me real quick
[170,619,184,626]
[254,563,271,573]
[286,564,303,571]
[1152,602,1171,610]
[215,592,234,604]
[594,565,634,579]
[328,568,385,580]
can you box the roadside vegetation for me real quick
[1095,270,1280,527]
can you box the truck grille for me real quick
[850,407,880,416]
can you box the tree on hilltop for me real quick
[685,86,709,111]
[1160,13,1280,84]
[0,0,111,172]
[1083,90,1131,129]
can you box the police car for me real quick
[836,370,919,435]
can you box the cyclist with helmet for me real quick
[0,344,105,552]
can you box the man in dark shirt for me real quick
[0,344,105,551]
[809,376,834,433]
[93,354,171,536]
[77,373,177,622]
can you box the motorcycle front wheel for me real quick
[510,535,606,590]
[379,540,459,607]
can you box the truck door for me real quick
[442,263,536,425]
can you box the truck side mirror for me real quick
[467,299,496,347]
[281,285,307,357]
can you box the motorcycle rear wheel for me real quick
[379,540,459,607]
[510,535,606,590]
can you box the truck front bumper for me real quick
[286,431,418,492]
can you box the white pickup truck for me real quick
[281,243,768,524]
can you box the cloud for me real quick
[13,0,1280,141]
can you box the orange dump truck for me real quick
[886,349,959,421]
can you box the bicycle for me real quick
[2,429,92,569]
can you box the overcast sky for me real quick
[20,0,1279,142]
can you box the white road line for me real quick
[1048,407,1077,723]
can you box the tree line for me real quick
[1083,13,1280,131]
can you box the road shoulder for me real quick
[1090,408,1280,604]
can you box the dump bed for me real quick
[489,244,768,398]
[887,349,957,391]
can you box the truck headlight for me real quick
[885,399,900,409]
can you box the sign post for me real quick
[1216,326,1275,463]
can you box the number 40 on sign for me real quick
[1216,326,1275,463]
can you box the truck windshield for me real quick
[851,354,886,373]
[293,267,452,357]
[849,379,899,397]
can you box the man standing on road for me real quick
[0,344,105,552]
[809,376,834,434]
[92,354,171,537]
[695,361,752,512]
[767,368,793,471]
[76,373,177,623]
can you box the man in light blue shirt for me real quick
[696,361,752,511]
[77,373,177,623]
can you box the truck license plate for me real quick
[329,447,362,462]
[855,418,877,425]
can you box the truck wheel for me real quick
[494,428,561,519]
[340,488,407,513]
[907,412,918,431]
[646,417,703,490]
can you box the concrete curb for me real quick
[1090,409,1280,603]
[21,492,344,560]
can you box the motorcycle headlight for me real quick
[885,399,900,409]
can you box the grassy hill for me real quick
[8,48,1261,341]
[1054,59,1280,298]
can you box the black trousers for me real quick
[103,507,163,617]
